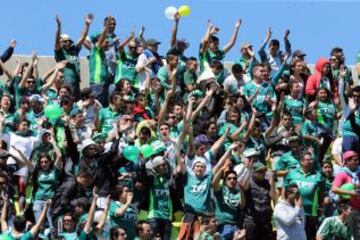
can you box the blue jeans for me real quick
[217,224,238,240]
[148,218,171,240]
[343,135,359,154]
[33,200,54,229]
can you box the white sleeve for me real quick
[274,204,301,226]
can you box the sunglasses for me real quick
[226,177,237,181]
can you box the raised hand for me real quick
[56,60,68,70]
[174,12,180,22]
[85,13,94,26]
[10,39,16,48]
[126,192,133,204]
[56,15,61,26]
[284,29,290,40]
[265,27,272,42]
[235,19,242,29]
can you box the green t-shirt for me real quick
[317,216,352,240]
[343,110,360,137]
[242,81,276,115]
[184,172,213,214]
[301,120,320,158]
[0,111,15,134]
[275,151,300,172]
[199,48,225,73]
[109,201,137,239]
[98,106,121,134]
[1,229,33,240]
[58,231,77,240]
[34,167,60,200]
[317,101,336,131]
[115,51,139,88]
[284,168,325,216]
[218,122,244,150]
[148,175,172,220]
[214,185,241,224]
[54,45,81,84]
[89,46,108,85]
[14,78,43,108]
[284,95,306,125]
[245,135,266,163]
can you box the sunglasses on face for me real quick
[226,177,237,181]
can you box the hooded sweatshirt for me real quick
[305,58,338,101]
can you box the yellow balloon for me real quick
[178,5,191,17]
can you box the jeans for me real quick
[33,200,54,229]
[305,216,319,240]
[91,81,110,108]
[343,135,360,155]
[243,221,272,240]
[217,223,238,240]
[148,218,172,240]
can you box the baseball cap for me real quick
[29,94,44,103]
[60,34,73,42]
[145,156,166,170]
[240,42,252,50]
[343,151,358,162]
[146,38,161,46]
[253,162,267,172]
[292,49,306,58]
[242,148,260,158]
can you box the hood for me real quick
[314,57,330,75]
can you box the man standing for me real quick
[274,184,306,240]
[54,14,93,100]
[284,151,326,240]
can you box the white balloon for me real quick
[164,6,177,20]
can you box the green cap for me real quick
[140,144,154,160]
[151,140,167,155]
[92,133,107,143]
[123,146,139,163]
[253,162,267,172]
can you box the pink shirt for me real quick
[333,172,360,209]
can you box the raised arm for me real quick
[242,108,257,143]
[157,69,176,124]
[77,13,94,48]
[11,145,34,172]
[84,190,98,234]
[190,88,214,121]
[95,195,110,233]
[170,13,180,48]
[0,40,16,63]
[258,27,272,63]
[115,192,133,217]
[283,29,291,59]
[0,59,13,80]
[41,61,67,93]
[96,17,111,49]
[30,199,52,237]
[212,142,238,175]
[119,31,135,55]
[212,159,231,192]
[223,19,241,54]
[55,15,62,51]
[200,20,216,54]
[50,133,63,170]
[210,126,230,157]
[1,193,8,232]
[19,52,36,89]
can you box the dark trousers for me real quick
[305,216,319,240]
[148,218,172,240]
[243,221,273,240]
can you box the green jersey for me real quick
[218,122,245,150]
[109,201,137,239]
[242,81,276,115]
[148,175,172,220]
[214,185,241,224]
[317,101,336,131]
[34,168,60,200]
[284,95,306,125]
[199,48,225,72]
[343,110,360,137]
[275,151,300,172]
[89,46,108,85]
[301,120,321,162]
[284,168,325,216]
[58,232,77,240]
[317,216,352,240]
[1,229,33,240]
[98,106,121,134]
[54,45,81,84]
[115,51,139,87]
[184,172,213,214]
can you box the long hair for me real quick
[32,153,54,196]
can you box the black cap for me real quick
[292,49,306,58]
[146,38,161,46]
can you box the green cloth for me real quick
[148,175,172,220]
[184,172,213,214]
[34,168,60,200]
[58,232,77,240]
[275,151,300,171]
[301,120,320,159]
[317,101,336,131]
[342,111,360,137]
[1,229,33,240]
[14,78,43,108]
[89,46,108,85]
[284,95,306,125]
[0,111,14,134]
[115,51,139,88]
[284,168,325,216]
[242,81,276,114]
[109,201,137,239]
[98,106,121,134]
[218,122,244,150]
[214,185,241,224]
[317,216,352,240]
[199,48,225,73]
[54,45,81,84]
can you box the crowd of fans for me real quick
[0,12,359,240]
